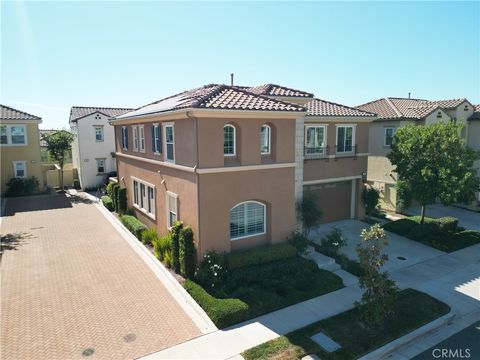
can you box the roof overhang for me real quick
[0,118,42,124]
[305,115,376,123]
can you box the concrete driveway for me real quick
[406,204,480,231]
[311,219,445,272]
[1,194,202,360]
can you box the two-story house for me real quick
[69,106,132,189]
[1,105,44,194]
[110,84,375,256]
[357,97,479,211]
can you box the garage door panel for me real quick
[304,181,351,223]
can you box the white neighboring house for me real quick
[69,106,132,189]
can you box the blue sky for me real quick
[2,1,479,129]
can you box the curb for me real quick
[76,190,218,335]
[359,312,456,360]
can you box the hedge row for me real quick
[227,243,297,269]
[101,195,114,211]
[121,215,147,241]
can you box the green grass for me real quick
[242,289,450,360]
[310,242,363,277]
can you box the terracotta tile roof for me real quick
[1,104,41,120]
[245,84,314,98]
[470,105,480,120]
[69,106,133,122]
[39,129,58,147]
[115,84,306,120]
[306,98,375,117]
[419,98,468,109]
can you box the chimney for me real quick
[408,92,411,99]
[230,73,234,86]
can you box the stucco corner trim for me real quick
[196,162,296,174]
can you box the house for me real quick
[357,97,479,211]
[69,106,132,189]
[0,105,44,194]
[110,84,375,256]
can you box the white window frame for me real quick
[260,124,271,155]
[139,125,145,152]
[223,124,236,157]
[384,127,395,147]
[163,123,175,163]
[335,124,356,154]
[131,176,156,219]
[132,125,139,152]
[304,125,327,155]
[122,126,128,150]
[94,126,104,142]
[166,191,178,229]
[96,158,106,174]
[153,123,161,154]
[1,125,27,146]
[12,160,27,178]
[229,201,266,240]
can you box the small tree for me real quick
[355,224,398,327]
[387,122,479,224]
[297,194,322,236]
[43,130,74,191]
[362,186,380,219]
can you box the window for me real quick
[260,125,271,155]
[305,125,326,155]
[230,201,266,240]
[94,127,104,142]
[152,124,161,153]
[224,124,236,156]
[96,158,106,174]
[167,192,178,228]
[164,124,175,162]
[140,183,145,208]
[336,125,354,153]
[384,127,395,147]
[132,177,155,218]
[139,125,145,152]
[132,126,139,152]
[1,125,27,145]
[133,180,139,205]
[147,186,155,215]
[13,161,26,178]
[121,126,128,149]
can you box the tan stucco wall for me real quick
[1,122,44,194]
[304,156,367,182]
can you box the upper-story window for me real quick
[121,126,128,149]
[1,125,26,145]
[224,124,236,156]
[139,125,145,152]
[132,126,139,152]
[305,125,326,155]
[260,125,271,155]
[13,161,26,178]
[152,124,161,154]
[230,201,266,240]
[384,127,395,147]
[94,126,104,142]
[164,123,175,162]
[336,125,355,153]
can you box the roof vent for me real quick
[230,73,234,86]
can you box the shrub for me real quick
[153,233,172,266]
[101,195,114,211]
[184,279,249,328]
[407,223,439,241]
[112,184,120,212]
[436,217,458,233]
[121,215,147,241]
[141,227,158,246]
[195,251,228,289]
[117,187,127,214]
[287,231,310,255]
[106,182,115,197]
[296,194,322,235]
[362,186,380,217]
[171,221,183,273]
[179,226,196,279]
[73,179,81,190]
[320,227,347,255]
[227,243,296,270]
[382,218,418,236]
[5,177,40,197]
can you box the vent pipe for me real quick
[230,73,234,86]
[408,92,411,99]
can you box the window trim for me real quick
[230,200,266,241]
[12,160,27,178]
[121,126,128,150]
[153,123,161,154]
[163,122,175,163]
[94,126,104,142]
[1,124,28,146]
[260,124,271,155]
[95,158,106,174]
[132,125,139,152]
[131,176,156,219]
[166,191,178,229]
[139,125,145,153]
[335,124,356,154]
[304,124,327,155]
[223,124,236,157]
[384,127,395,147]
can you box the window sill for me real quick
[230,231,266,241]
[133,204,156,220]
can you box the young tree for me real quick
[355,224,398,327]
[387,122,479,224]
[44,130,75,191]
[296,193,323,236]
[362,186,380,219]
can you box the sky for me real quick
[1,1,479,129]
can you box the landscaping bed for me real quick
[382,216,480,252]
[310,241,363,277]
[242,288,450,360]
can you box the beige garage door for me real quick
[304,181,352,223]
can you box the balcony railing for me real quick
[304,145,329,159]
[334,144,358,158]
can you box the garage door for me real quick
[304,181,352,223]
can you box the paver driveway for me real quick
[1,194,201,360]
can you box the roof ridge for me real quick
[268,83,314,97]
[1,104,41,119]
[70,106,133,110]
[384,97,403,117]
[191,84,226,107]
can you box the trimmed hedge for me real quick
[121,215,147,241]
[184,279,249,328]
[171,221,183,273]
[227,243,297,269]
[118,187,127,214]
[179,226,196,279]
[101,195,114,211]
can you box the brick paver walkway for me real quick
[1,194,201,360]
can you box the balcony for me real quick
[334,144,358,159]
[304,145,329,159]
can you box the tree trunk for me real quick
[420,205,426,224]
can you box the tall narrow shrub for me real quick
[118,187,127,214]
[179,226,196,279]
[170,221,183,273]
[106,182,115,197]
[112,184,120,212]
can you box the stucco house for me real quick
[69,106,132,189]
[357,97,479,211]
[110,84,375,256]
[1,105,44,194]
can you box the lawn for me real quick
[382,216,480,252]
[242,289,450,360]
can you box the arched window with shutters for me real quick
[230,201,266,240]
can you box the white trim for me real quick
[1,124,28,146]
[335,124,356,154]
[305,116,374,123]
[367,178,397,185]
[223,124,236,157]
[132,125,139,152]
[166,191,178,229]
[95,158,106,174]
[260,124,271,155]
[0,119,42,124]
[304,124,327,155]
[350,178,356,219]
[163,122,175,163]
[303,175,362,186]
[384,127,395,147]
[94,126,104,142]
[196,162,296,174]
[121,126,128,150]
[153,123,161,154]
[116,152,195,173]
[139,125,145,153]
[12,160,27,178]
[131,176,156,220]
[229,200,266,241]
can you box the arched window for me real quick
[224,124,236,156]
[230,201,266,240]
[260,124,271,154]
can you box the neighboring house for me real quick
[110,83,375,257]
[69,106,132,189]
[0,105,44,194]
[357,97,479,211]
